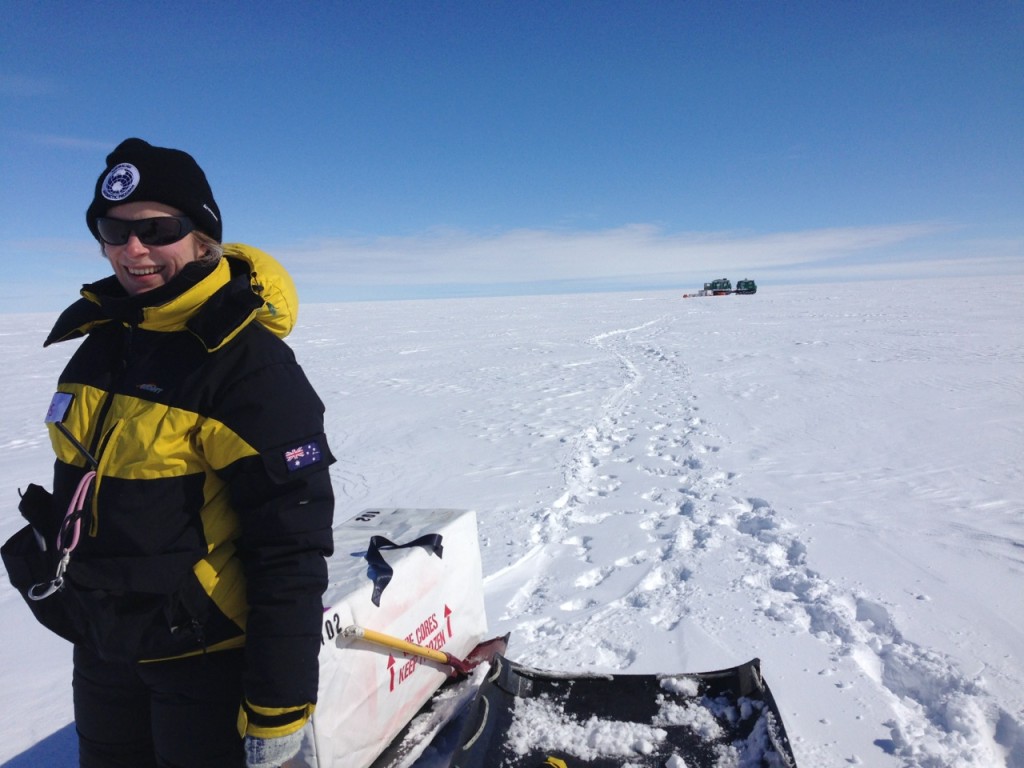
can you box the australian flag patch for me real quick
[283,440,323,472]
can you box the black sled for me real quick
[446,654,798,767]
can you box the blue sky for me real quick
[2,1,1021,311]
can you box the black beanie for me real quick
[86,138,222,243]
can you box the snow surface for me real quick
[1,276,1022,767]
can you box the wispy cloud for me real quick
[273,222,958,290]
[19,132,112,151]
[4,222,1019,313]
[0,74,60,97]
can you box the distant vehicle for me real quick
[703,278,733,295]
[684,277,757,298]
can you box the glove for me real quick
[244,729,303,768]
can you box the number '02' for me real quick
[322,612,343,645]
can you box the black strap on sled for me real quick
[365,533,444,607]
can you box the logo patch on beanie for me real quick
[101,163,140,201]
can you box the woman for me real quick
[8,138,335,767]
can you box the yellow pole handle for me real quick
[343,625,451,666]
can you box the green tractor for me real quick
[703,277,733,295]
[735,279,757,295]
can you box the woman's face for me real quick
[102,201,204,296]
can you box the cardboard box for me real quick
[301,508,487,768]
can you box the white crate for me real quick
[303,508,487,768]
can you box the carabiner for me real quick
[28,550,70,601]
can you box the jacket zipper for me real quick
[84,322,134,538]
[87,419,126,537]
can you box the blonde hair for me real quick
[193,231,224,265]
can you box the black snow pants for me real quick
[72,644,245,768]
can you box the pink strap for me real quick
[28,471,96,601]
[58,470,96,554]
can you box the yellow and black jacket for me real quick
[36,244,334,737]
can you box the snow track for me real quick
[419,298,1022,768]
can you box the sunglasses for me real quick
[95,216,196,246]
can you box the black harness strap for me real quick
[365,534,444,607]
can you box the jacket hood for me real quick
[224,243,298,341]
[46,244,299,350]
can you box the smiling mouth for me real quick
[125,266,163,277]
